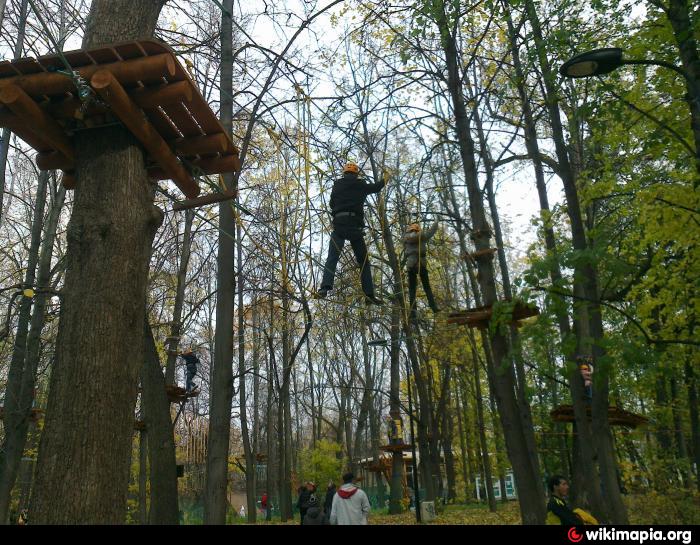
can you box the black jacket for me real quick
[547,495,582,525]
[302,505,324,525]
[329,174,385,225]
[179,353,199,370]
[323,485,336,515]
[297,489,312,512]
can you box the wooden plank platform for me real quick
[379,443,413,452]
[550,404,648,428]
[165,384,200,403]
[0,39,240,199]
[447,301,539,329]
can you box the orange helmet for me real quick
[343,162,359,174]
[407,223,420,232]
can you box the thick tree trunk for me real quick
[684,358,700,492]
[434,1,545,523]
[203,0,235,524]
[138,430,148,524]
[388,303,404,514]
[143,319,179,524]
[666,0,700,183]
[29,0,166,524]
[0,171,48,523]
[523,0,627,524]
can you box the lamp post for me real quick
[368,337,421,523]
[560,47,700,184]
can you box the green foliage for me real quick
[298,440,346,488]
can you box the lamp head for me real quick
[560,48,624,78]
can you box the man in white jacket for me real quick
[330,472,371,525]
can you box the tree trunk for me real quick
[434,0,545,523]
[0,171,48,523]
[0,0,27,227]
[684,358,700,492]
[142,319,179,524]
[523,0,627,523]
[236,199,256,522]
[472,348,497,512]
[138,430,148,524]
[665,0,700,183]
[165,210,194,386]
[203,0,235,524]
[29,0,166,524]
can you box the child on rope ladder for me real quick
[317,161,385,305]
[403,220,440,317]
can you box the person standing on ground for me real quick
[546,475,598,525]
[302,494,325,525]
[323,481,336,523]
[330,472,371,525]
[317,161,386,305]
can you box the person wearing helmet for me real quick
[317,161,385,305]
[403,220,439,317]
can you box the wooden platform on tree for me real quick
[447,301,539,329]
[0,39,240,199]
[165,385,200,403]
[0,406,44,422]
[379,443,413,452]
[550,405,648,428]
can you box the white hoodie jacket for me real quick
[329,483,370,525]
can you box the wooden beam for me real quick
[173,189,238,212]
[61,171,76,189]
[36,150,72,171]
[0,84,74,161]
[193,154,241,174]
[0,53,177,98]
[0,108,54,152]
[173,133,228,156]
[91,69,199,199]
[129,81,193,109]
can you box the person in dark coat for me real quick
[323,481,336,522]
[303,494,324,525]
[296,481,316,525]
[317,161,386,305]
[178,348,199,393]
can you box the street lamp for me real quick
[560,47,700,185]
[560,47,698,92]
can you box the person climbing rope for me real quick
[317,161,385,305]
[403,220,440,317]
[178,348,199,394]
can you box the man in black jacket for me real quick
[318,161,385,304]
[178,348,199,394]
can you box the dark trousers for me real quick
[408,265,438,314]
[185,365,197,392]
[320,227,375,296]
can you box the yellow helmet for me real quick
[407,223,420,232]
[343,162,359,174]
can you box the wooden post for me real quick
[0,84,74,161]
[130,81,193,109]
[172,189,238,212]
[91,69,199,199]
